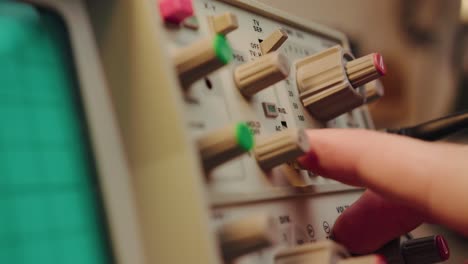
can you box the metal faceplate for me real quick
[164,0,369,262]
[166,0,370,204]
[86,0,376,262]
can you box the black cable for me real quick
[386,110,468,141]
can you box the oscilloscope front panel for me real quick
[85,0,378,263]
[165,0,371,205]
[163,2,370,262]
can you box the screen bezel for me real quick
[18,0,146,263]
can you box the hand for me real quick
[298,129,468,254]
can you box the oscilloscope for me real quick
[0,0,452,263]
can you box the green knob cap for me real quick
[235,122,254,151]
[213,34,233,65]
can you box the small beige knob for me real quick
[296,46,386,121]
[275,241,350,264]
[254,129,310,170]
[234,52,290,97]
[207,12,238,35]
[260,28,289,54]
[338,255,388,264]
[219,214,276,261]
[173,34,232,88]
[197,122,254,171]
[346,53,386,88]
[364,80,385,104]
[274,163,311,188]
[275,241,386,264]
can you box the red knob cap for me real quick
[159,0,194,24]
[436,235,450,261]
[373,53,386,76]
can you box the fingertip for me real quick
[332,191,423,254]
[297,129,371,186]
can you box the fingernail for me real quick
[297,151,318,171]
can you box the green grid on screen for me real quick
[0,2,112,263]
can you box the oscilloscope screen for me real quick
[0,2,113,263]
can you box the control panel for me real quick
[0,1,454,263]
[159,0,385,263]
[164,0,385,205]
[86,0,410,263]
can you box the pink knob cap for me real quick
[373,53,386,76]
[159,0,194,24]
[436,235,450,261]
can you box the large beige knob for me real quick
[173,34,232,88]
[197,122,254,171]
[296,46,386,121]
[234,52,290,97]
[254,129,310,170]
[218,214,276,261]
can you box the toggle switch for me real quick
[234,51,290,97]
[364,80,385,104]
[218,214,277,261]
[207,12,238,35]
[260,28,289,54]
[254,129,310,170]
[296,46,386,121]
[173,34,232,88]
[158,0,194,24]
[197,122,254,171]
[401,235,450,264]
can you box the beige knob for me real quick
[254,129,310,170]
[346,53,386,88]
[296,46,386,121]
[338,255,387,264]
[364,80,385,104]
[274,163,311,188]
[173,34,232,88]
[219,214,276,261]
[207,12,238,35]
[275,241,350,264]
[275,241,386,264]
[235,52,290,97]
[197,122,254,171]
[260,28,289,54]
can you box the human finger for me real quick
[298,129,468,236]
[332,190,423,254]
